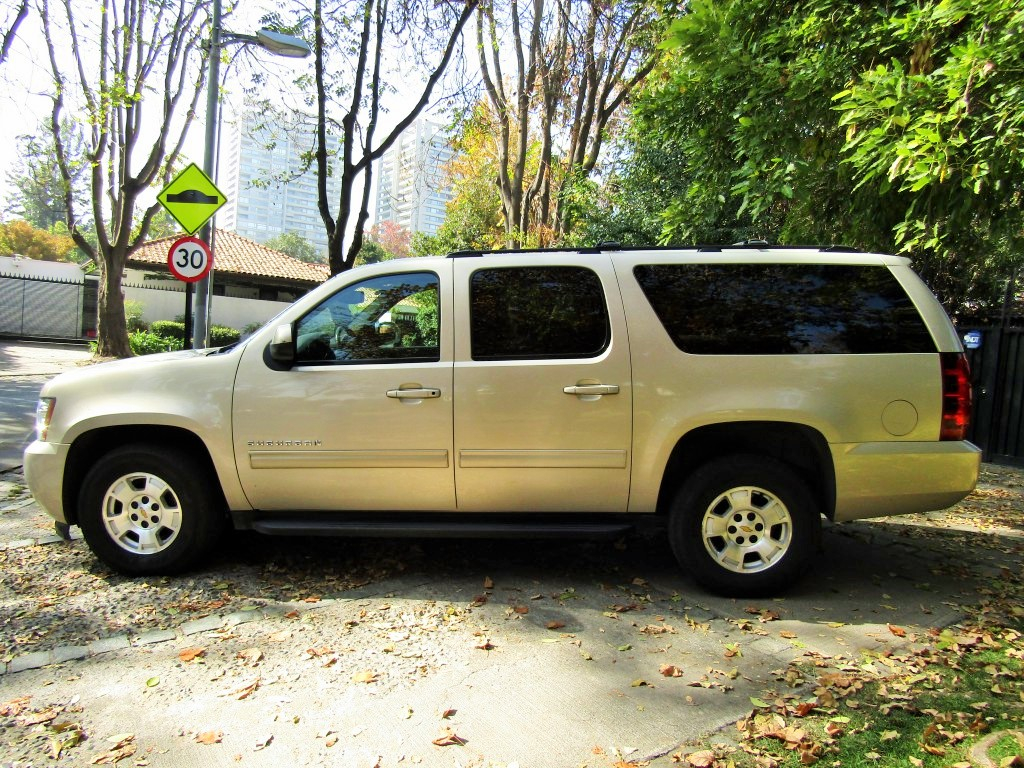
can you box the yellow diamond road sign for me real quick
[157,163,227,235]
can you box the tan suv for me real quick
[24,245,981,594]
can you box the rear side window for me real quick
[470,266,610,360]
[634,264,935,354]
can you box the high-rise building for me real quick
[218,113,341,259]
[374,118,455,236]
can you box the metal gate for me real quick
[962,325,1024,466]
[0,274,85,339]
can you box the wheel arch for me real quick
[656,421,835,520]
[62,426,228,527]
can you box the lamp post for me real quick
[193,0,311,349]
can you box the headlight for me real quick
[35,398,55,441]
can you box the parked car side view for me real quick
[24,244,981,595]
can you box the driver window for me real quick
[294,272,440,364]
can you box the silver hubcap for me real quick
[101,472,183,555]
[701,486,792,574]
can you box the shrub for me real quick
[124,300,148,332]
[129,331,183,356]
[150,320,186,341]
[210,325,241,346]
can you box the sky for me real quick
[0,1,315,219]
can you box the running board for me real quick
[235,513,634,540]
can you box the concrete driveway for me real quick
[1,484,1019,767]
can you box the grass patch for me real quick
[671,582,1024,767]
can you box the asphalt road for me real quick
[0,376,44,471]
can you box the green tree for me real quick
[264,231,324,263]
[354,239,389,266]
[5,124,89,230]
[609,0,1022,313]
[474,0,663,246]
[834,0,1024,311]
[40,0,212,357]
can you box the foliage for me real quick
[615,0,1023,313]
[833,0,1024,311]
[354,240,390,266]
[472,0,664,246]
[129,331,183,356]
[123,300,147,333]
[264,231,324,264]
[367,220,412,260]
[209,325,241,346]
[0,219,77,261]
[150,320,186,341]
[4,124,88,230]
[39,0,212,357]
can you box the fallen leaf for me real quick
[144,677,159,688]
[236,648,263,665]
[90,741,135,765]
[888,624,907,638]
[352,670,378,684]
[268,631,292,642]
[178,647,205,662]
[483,576,494,589]
[686,750,716,767]
[660,664,684,678]
[632,577,649,587]
[17,708,59,726]
[441,708,457,719]
[253,734,274,751]
[780,631,798,639]
[432,727,466,747]
[475,639,495,651]
[631,679,648,687]
[546,621,566,630]
[880,729,899,741]
[512,605,529,615]
[224,679,261,700]
[196,731,223,745]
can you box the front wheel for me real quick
[668,455,820,596]
[78,445,224,575]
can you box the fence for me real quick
[962,325,1024,466]
[0,273,95,339]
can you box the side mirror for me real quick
[268,324,295,367]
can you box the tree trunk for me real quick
[95,256,131,358]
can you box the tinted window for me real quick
[634,264,935,354]
[470,267,610,360]
[295,272,439,364]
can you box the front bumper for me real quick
[23,440,71,524]
[832,440,982,522]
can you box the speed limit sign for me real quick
[167,236,212,283]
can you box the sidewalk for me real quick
[0,339,94,378]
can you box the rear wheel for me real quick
[669,455,820,596]
[78,445,224,575]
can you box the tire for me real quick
[77,444,225,575]
[668,454,820,596]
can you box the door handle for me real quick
[387,388,441,399]
[563,384,619,396]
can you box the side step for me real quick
[235,513,635,540]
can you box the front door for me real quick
[452,256,633,513]
[232,268,455,511]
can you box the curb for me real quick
[0,599,332,677]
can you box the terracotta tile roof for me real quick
[128,229,330,285]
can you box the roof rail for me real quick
[446,242,862,258]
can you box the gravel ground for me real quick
[2,463,1022,664]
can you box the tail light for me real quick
[940,352,972,441]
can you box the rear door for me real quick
[452,255,633,512]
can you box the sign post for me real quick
[158,165,227,348]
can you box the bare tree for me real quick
[1,0,29,66]
[40,0,211,357]
[476,0,661,247]
[310,0,478,276]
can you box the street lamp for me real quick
[193,0,311,349]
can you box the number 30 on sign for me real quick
[167,236,212,283]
